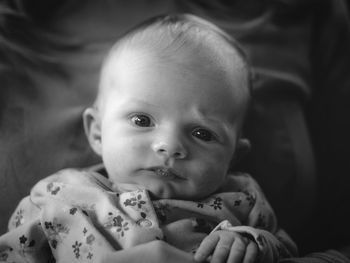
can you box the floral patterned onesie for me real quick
[0,166,297,262]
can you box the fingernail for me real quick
[194,253,204,262]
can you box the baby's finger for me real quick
[194,234,220,262]
[242,241,258,263]
[210,233,237,263]
[226,237,247,263]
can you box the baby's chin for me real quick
[147,185,205,201]
[147,187,174,200]
[146,183,189,200]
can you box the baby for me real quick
[0,14,297,263]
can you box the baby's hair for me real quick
[97,14,253,110]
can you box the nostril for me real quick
[174,152,182,158]
[173,150,187,159]
[152,142,187,159]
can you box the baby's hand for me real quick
[194,230,258,263]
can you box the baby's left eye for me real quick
[130,114,154,127]
[192,128,216,142]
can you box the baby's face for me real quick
[92,48,248,200]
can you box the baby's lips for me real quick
[148,166,185,179]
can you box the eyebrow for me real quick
[195,114,222,127]
[192,109,233,136]
[120,98,160,109]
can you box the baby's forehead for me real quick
[102,44,249,106]
[99,42,249,111]
[103,40,247,82]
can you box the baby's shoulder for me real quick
[42,167,93,184]
[35,165,111,189]
[223,172,261,192]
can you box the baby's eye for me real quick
[192,128,216,142]
[130,114,154,127]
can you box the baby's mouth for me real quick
[149,167,183,179]
[155,168,171,177]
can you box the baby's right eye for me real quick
[130,114,154,127]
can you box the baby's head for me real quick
[84,14,251,200]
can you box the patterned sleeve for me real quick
[0,196,50,263]
[217,173,298,262]
[0,169,116,263]
[0,168,164,263]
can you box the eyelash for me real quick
[129,114,218,142]
[130,114,154,127]
[191,127,217,142]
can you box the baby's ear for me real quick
[83,107,102,156]
[230,138,251,167]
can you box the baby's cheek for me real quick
[193,172,224,196]
[205,166,227,188]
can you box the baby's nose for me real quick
[152,139,187,160]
